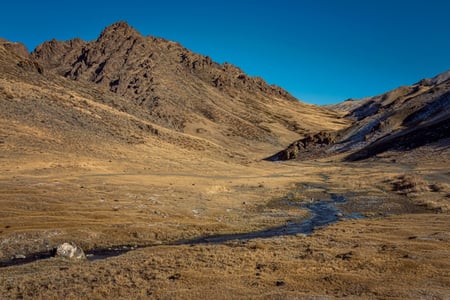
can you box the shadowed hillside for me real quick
[267,70,450,161]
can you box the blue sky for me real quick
[1,0,450,104]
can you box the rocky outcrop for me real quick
[16,59,44,74]
[270,70,450,161]
[345,113,450,161]
[0,39,29,58]
[33,22,296,102]
[0,23,348,161]
[266,131,337,161]
[29,21,344,148]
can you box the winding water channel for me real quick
[0,195,363,268]
[174,195,363,245]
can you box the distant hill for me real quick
[267,70,450,161]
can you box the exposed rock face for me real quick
[31,22,298,135]
[29,21,346,153]
[0,39,44,75]
[3,22,448,162]
[346,113,450,161]
[55,242,86,260]
[0,38,29,58]
[271,70,450,161]
[1,22,348,162]
[266,131,337,161]
[32,22,295,102]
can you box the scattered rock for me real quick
[55,242,86,260]
[168,273,181,281]
[335,251,353,261]
[14,254,26,260]
[275,280,285,286]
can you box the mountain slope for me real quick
[268,70,450,161]
[29,21,348,157]
[0,38,242,167]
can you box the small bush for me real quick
[390,175,429,195]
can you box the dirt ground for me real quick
[0,150,449,299]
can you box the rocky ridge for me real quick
[28,21,347,156]
[268,70,450,161]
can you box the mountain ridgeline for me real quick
[267,70,450,161]
[1,21,448,162]
[26,21,346,158]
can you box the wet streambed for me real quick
[174,195,364,245]
[0,195,363,267]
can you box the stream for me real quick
[0,195,363,268]
[173,194,363,245]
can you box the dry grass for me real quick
[1,149,449,299]
[1,213,449,299]
[389,174,431,194]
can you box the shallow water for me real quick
[174,194,363,245]
[0,195,362,267]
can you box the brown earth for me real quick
[0,23,449,299]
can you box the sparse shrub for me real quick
[0,85,14,99]
[389,175,429,195]
[429,183,443,192]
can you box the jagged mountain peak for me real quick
[18,23,348,158]
[97,21,142,41]
[416,69,450,86]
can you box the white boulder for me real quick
[55,242,86,260]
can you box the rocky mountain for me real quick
[21,21,347,159]
[5,21,446,164]
[268,70,450,161]
[0,39,171,160]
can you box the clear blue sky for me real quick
[1,0,450,104]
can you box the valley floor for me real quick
[0,152,449,299]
